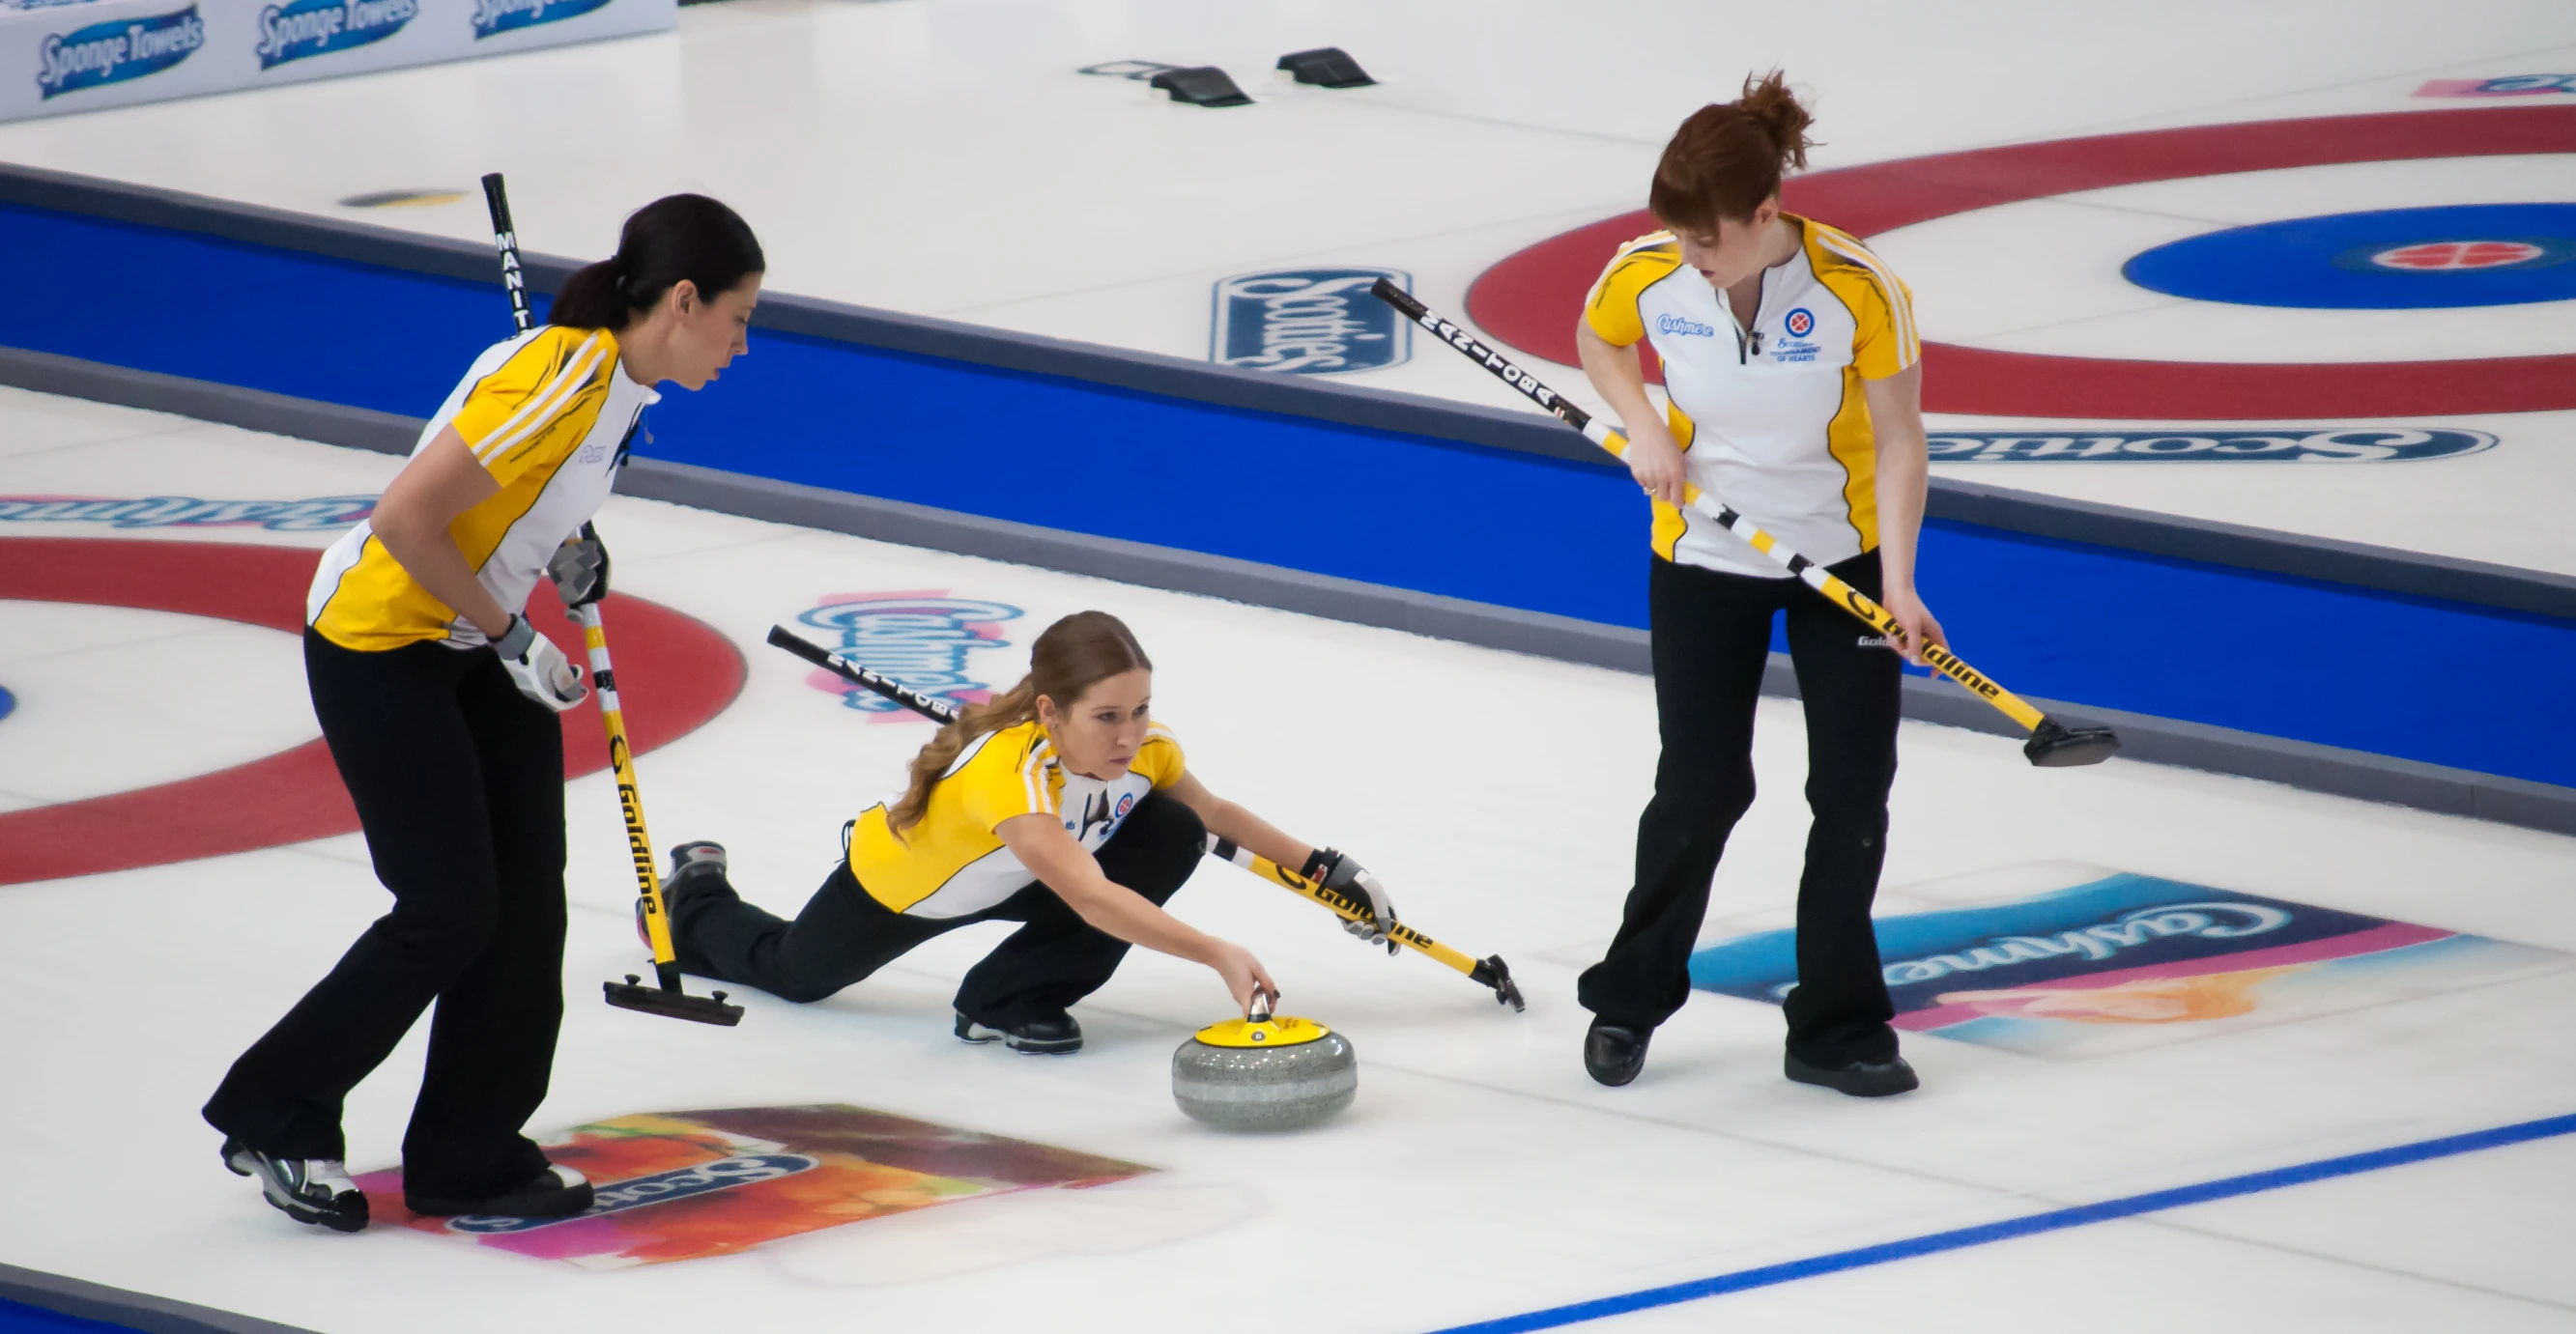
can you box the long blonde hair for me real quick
[887,610,1153,834]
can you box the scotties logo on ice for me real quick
[1689,867,2573,1059]
[37,5,205,99]
[446,1154,820,1235]
[796,593,1021,721]
[472,0,612,40]
[2415,73,2576,98]
[0,495,376,530]
[358,1104,1155,1268]
[257,0,416,69]
[1212,269,1410,375]
[1925,427,2496,464]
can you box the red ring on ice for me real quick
[0,538,745,886]
[1466,105,2576,418]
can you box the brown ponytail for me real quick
[886,610,1154,835]
[1648,70,1818,231]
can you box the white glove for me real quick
[1304,848,1399,955]
[493,614,586,712]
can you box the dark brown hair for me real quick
[550,193,764,332]
[1648,70,1817,231]
[888,611,1154,834]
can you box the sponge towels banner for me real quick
[1,0,674,123]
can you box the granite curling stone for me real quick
[1172,1009,1356,1131]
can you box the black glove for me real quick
[548,525,610,608]
[1303,847,1398,955]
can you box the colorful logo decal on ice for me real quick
[1212,269,1410,375]
[37,5,204,99]
[1653,313,1714,338]
[0,495,377,529]
[354,1104,1155,1268]
[2415,74,2575,98]
[472,0,611,40]
[447,1154,821,1234]
[1925,428,2495,463]
[256,0,415,69]
[1688,869,2573,1058]
[796,592,1021,722]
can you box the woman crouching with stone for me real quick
[659,610,1398,1051]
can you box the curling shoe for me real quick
[407,1165,593,1219]
[955,1010,1083,1055]
[1785,1052,1920,1098]
[668,839,728,884]
[1583,1018,1650,1087]
[641,840,730,946]
[222,1139,368,1233]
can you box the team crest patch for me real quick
[1688,865,2571,1059]
[796,591,1021,723]
[353,1104,1152,1267]
[1783,307,1815,338]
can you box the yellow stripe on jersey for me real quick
[1801,219,1913,553]
[458,328,615,483]
[1647,403,1698,562]
[1807,222,1919,378]
[849,720,1187,916]
[1582,231,1684,348]
[310,326,619,651]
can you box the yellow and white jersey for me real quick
[848,719,1188,919]
[1583,214,1919,579]
[305,326,657,651]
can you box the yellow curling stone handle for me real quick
[1193,1015,1333,1047]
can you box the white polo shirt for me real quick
[1583,214,1919,579]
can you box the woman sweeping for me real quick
[1574,72,1940,1098]
[659,610,1399,1053]
[203,194,765,1231]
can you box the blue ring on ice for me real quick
[0,685,14,724]
[2121,204,2576,309]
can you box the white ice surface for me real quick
[0,603,312,809]
[2,399,2573,1332]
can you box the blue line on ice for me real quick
[1432,1111,2576,1333]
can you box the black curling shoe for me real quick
[956,1010,1083,1054]
[223,1139,368,1233]
[1785,1052,1920,1097]
[667,839,728,883]
[407,1165,593,1219]
[1584,1018,1650,1087]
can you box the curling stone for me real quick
[1172,1001,1355,1131]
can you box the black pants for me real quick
[670,790,1204,1025]
[1578,551,1903,1065]
[203,631,565,1200]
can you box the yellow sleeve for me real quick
[953,726,1055,832]
[1135,725,1187,789]
[1580,233,1680,348]
[1812,229,1919,381]
[1850,269,1918,381]
[449,326,615,488]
